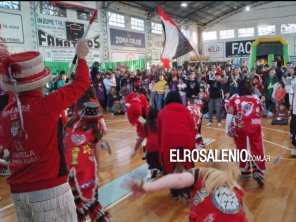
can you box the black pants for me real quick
[291,114,296,146]
[266,97,275,113]
[146,152,162,171]
[285,93,290,110]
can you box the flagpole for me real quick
[68,4,100,77]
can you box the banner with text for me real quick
[38,29,100,49]
[110,28,146,48]
[203,43,224,58]
[226,39,255,57]
[0,12,24,44]
[41,48,100,63]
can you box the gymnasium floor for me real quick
[0,114,295,222]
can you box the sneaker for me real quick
[200,142,206,148]
[291,148,296,157]
[0,168,11,176]
[145,170,152,181]
[253,173,264,187]
[206,122,212,127]
[101,141,111,155]
[150,169,158,179]
[142,151,147,160]
[203,113,209,119]
[218,123,222,127]
[240,172,251,180]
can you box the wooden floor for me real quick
[0,114,295,222]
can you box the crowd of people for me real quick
[0,36,296,222]
[45,59,295,127]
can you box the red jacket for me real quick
[157,102,196,173]
[125,93,149,137]
[0,59,90,193]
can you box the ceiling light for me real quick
[246,6,250,11]
[181,2,188,7]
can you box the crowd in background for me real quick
[45,58,295,125]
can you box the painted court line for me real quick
[98,164,149,208]
[204,126,292,151]
[219,120,289,134]
[108,129,135,133]
[0,203,14,212]
[261,126,289,134]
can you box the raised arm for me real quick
[44,40,91,120]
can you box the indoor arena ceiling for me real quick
[122,1,272,27]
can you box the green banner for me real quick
[44,59,146,75]
[44,61,70,75]
[248,46,257,72]
[100,59,146,72]
[268,53,274,67]
[283,45,289,65]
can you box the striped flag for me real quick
[157,6,195,68]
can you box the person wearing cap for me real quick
[64,102,111,222]
[0,40,90,221]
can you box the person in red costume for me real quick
[75,87,111,155]
[187,99,204,149]
[125,87,149,157]
[0,39,90,221]
[123,151,250,222]
[157,91,196,199]
[64,102,111,222]
[226,78,266,187]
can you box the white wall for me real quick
[202,1,296,62]
[0,1,31,52]
[0,1,198,67]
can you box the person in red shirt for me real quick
[274,81,286,111]
[64,102,111,222]
[187,99,204,148]
[123,154,250,222]
[0,40,90,221]
[142,107,162,179]
[157,91,196,199]
[226,78,266,186]
[126,87,149,157]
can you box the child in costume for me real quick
[123,151,250,222]
[187,99,204,149]
[138,107,163,179]
[125,87,149,158]
[226,79,266,186]
[75,87,111,154]
[64,102,111,222]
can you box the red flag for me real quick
[157,7,195,68]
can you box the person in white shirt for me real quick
[177,78,187,105]
[103,71,116,95]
